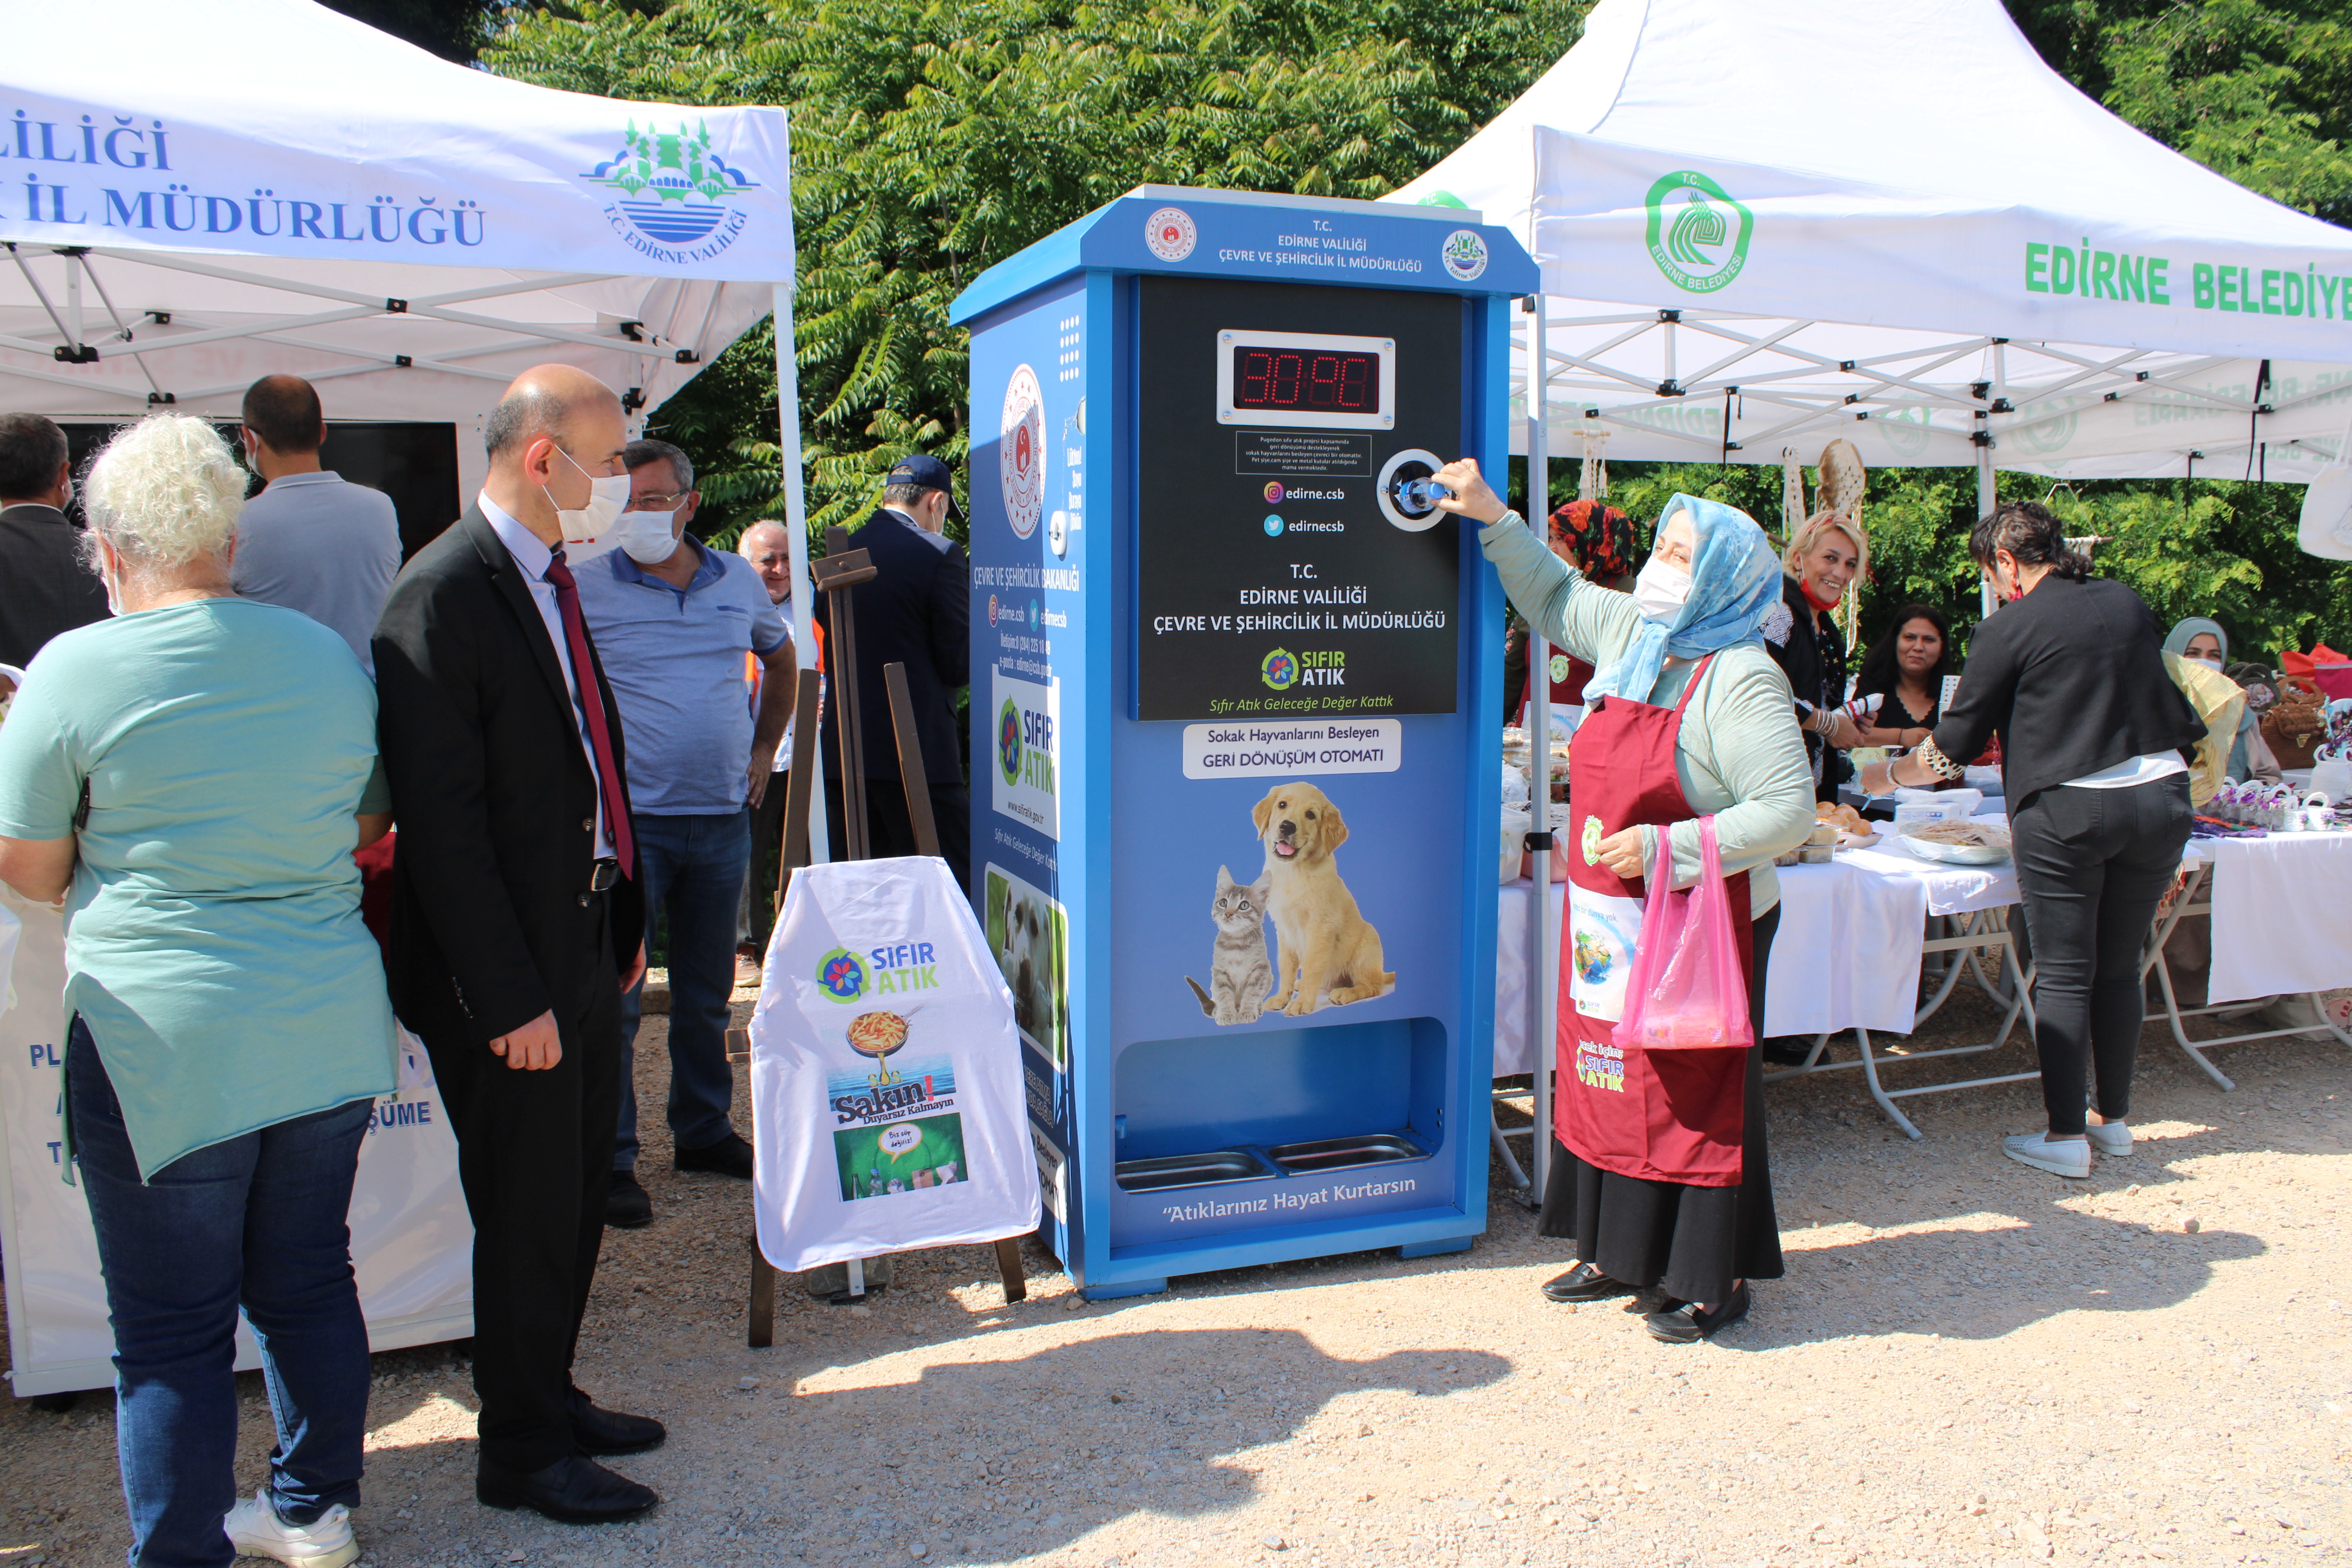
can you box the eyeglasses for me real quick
[631,491,690,512]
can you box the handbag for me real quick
[1614,816,1753,1053]
[2263,674,2328,769]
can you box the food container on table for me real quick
[1792,844,1837,864]
[1896,818,2013,865]
[1806,824,1841,848]
[1499,805,1531,884]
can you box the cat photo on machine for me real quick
[1184,864,1275,1025]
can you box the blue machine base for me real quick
[1080,1278,1171,1302]
[1397,1236,1474,1259]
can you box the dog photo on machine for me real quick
[1249,780,1394,1016]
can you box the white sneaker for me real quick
[2085,1121,2132,1157]
[2002,1131,2092,1179]
[223,1491,359,1568]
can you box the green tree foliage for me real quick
[2007,0,2352,225]
[482,0,1583,542]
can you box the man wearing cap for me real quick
[815,453,971,893]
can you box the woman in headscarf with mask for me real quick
[2165,617,2280,786]
[1432,459,1814,1343]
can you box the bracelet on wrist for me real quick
[1915,734,1966,781]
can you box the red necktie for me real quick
[541,549,636,880]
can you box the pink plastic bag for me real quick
[1613,816,1753,1053]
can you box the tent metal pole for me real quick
[1527,295,1554,1200]
[773,279,831,867]
[1977,423,1997,621]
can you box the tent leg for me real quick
[1525,293,1554,1198]
[771,280,830,866]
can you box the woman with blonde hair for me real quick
[0,414,396,1568]
[1763,509,1867,802]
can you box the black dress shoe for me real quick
[569,1389,666,1455]
[605,1172,652,1229]
[477,1454,658,1523]
[1644,1282,1751,1344]
[1540,1262,1635,1304]
[674,1131,754,1179]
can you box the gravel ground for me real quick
[5,982,2348,1568]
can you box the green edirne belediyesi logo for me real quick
[583,121,758,249]
[1644,171,1754,295]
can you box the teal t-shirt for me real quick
[0,597,396,1179]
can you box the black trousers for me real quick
[824,775,971,897]
[421,900,622,1474]
[2008,775,2193,1134]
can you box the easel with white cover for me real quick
[734,534,1025,1348]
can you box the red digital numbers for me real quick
[1234,347,1377,413]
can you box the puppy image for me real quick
[1252,782,1394,1015]
[999,894,1053,1040]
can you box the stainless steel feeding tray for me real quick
[1114,1149,1278,1193]
[1265,1132,1429,1174]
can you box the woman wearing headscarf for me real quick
[1763,511,1867,802]
[2165,618,2280,785]
[1435,458,1814,1343]
[1859,502,2203,1180]
[1501,498,1639,724]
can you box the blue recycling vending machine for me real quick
[951,186,1536,1299]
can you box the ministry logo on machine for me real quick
[1440,228,1489,282]
[1260,648,1298,690]
[583,121,758,262]
[1144,205,1197,262]
[1001,365,1046,539]
[816,947,868,1002]
[1644,171,1754,295]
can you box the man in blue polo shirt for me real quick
[576,438,795,1228]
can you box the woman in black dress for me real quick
[1851,603,1952,748]
[1763,511,1864,802]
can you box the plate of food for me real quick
[1897,817,2011,865]
[1815,801,1879,850]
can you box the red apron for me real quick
[1556,654,1755,1187]
[1517,648,1592,727]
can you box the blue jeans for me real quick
[68,1017,374,1568]
[616,807,752,1167]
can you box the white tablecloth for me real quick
[2186,829,2352,1004]
[1494,845,2021,1073]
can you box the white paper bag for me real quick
[749,857,1041,1273]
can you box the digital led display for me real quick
[1229,345,1381,415]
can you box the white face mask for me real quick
[547,444,632,560]
[614,508,682,565]
[1631,557,1692,623]
[2185,653,2223,671]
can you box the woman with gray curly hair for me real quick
[0,414,397,1568]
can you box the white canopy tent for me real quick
[0,0,811,562]
[1390,0,2352,488]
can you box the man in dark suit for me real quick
[816,453,972,890]
[372,364,664,1524]
[0,412,109,668]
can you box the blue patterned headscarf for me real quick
[1583,494,1782,704]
